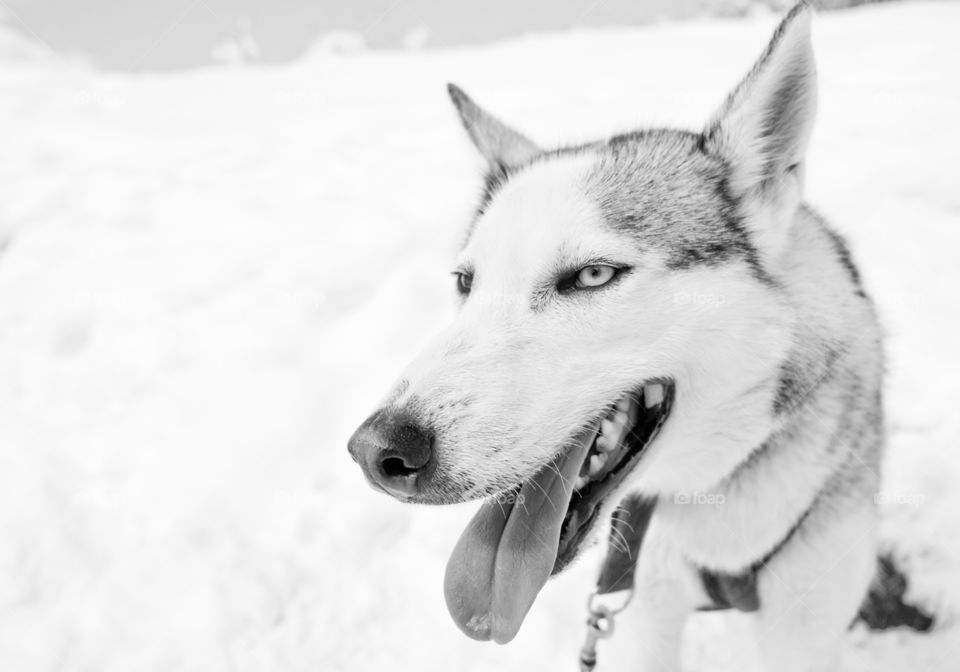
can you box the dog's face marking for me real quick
[586,131,769,281]
[384,136,795,506]
[467,133,771,286]
[398,151,671,501]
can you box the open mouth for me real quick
[555,380,674,573]
[443,380,674,644]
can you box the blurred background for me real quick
[4,0,894,69]
[1,1,958,671]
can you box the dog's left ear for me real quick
[447,83,541,170]
[703,3,816,217]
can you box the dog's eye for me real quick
[575,265,617,289]
[455,272,473,295]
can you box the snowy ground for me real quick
[1,3,959,671]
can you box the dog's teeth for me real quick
[644,383,664,408]
[574,475,589,490]
[616,397,631,413]
[600,418,617,439]
[614,410,628,428]
[589,453,606,476]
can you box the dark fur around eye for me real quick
[455,272,473,295]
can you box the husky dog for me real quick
[349,4,929,670]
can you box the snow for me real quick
[1,3,958,670]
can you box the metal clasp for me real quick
[578,590,633,671]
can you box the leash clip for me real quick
[578,590,633,672]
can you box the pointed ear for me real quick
[447,83,541,169]
[703,3,816,197]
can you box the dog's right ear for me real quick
[447,84,541,169]
[702,2,816,197]
[701,2,816,258]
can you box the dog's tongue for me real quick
[443,429,594,644]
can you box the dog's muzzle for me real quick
[347,409,435,498]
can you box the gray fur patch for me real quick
[583,130,769,281]
[460,129,782,283]
[772,346,842,415]
[816,214,869,299]
[475,161,510,218]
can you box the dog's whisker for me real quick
[523,474,557,512]
[611,506,636,534]
[610,526,631,558]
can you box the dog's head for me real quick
[348,3,815,643]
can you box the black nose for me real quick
[347,410,434,498]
